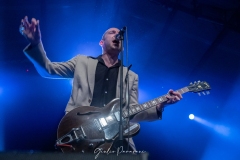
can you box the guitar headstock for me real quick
[187,81,211,95]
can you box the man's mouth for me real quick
[112,40,119,45]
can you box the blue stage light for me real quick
[189,114,194,120]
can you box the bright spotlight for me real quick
[189,114,194,120]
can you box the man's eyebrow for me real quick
[108,30,116,33]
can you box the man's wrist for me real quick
[28,40,41,49]
[30,41,40,47]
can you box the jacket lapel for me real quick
[116,67,128,98]
[87,57,98,96]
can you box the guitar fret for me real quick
[176,90,181,94]
[135,106,141,112]
[123,110,127,117]
[143,103,148,109]
[138,104,144,111]
[152,99,157,104]
[151,100,157,105]
[158,95,167,103]
[180,89,184,93]
[147,102,151,107]
[158,97,164,103]
[123,108,133,118]
[177,87,189,94]
[129,109,132,115]
[164,95,168,100]
[131,107,136,113]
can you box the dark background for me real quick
[0,0,240,160]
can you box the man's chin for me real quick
[111,46,121,52]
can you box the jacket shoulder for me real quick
[74,54,98,62]
[127,69,138,80]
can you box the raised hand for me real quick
[19,16,41,46]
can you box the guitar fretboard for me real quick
[122,87,189,118]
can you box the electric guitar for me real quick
[56,81,211,153]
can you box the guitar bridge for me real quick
[80,126,87,138]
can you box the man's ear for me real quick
[99,40,104,46]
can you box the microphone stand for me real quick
[118,27,126,149]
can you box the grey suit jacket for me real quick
[23,42,162,151]
[24,42,162,122]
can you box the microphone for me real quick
[115,27,126,40]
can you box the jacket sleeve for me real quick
[23,42,77,78]
[129,73,162,122]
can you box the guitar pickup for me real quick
[99,118,107,127]
[94,119,102,131]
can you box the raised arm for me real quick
[20,16,76,78]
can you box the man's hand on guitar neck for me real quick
[156,89,183,111]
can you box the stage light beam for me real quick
[193,116,230,136]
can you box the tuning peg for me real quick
[202,92,206,95]
[198,93,201,96]
[194,81,197,84]
[198,80,201,83]
[190,82,193,85]
[206,91,210,95]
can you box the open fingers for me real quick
[36,20,40,32]
[20,16,30,35]
[22,16,30,28]
[29,18,36,31]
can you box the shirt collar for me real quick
[96,55,121,67]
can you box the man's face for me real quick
[100,28,122,53]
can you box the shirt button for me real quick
[105,91,107,93]
[88,99,91,103]
[106,78,108,81]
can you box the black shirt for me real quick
[90,56,120,107]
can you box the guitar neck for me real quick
[122,87,190,118]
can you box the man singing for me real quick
[20,16,182,152]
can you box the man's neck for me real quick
[101,52,119,68]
